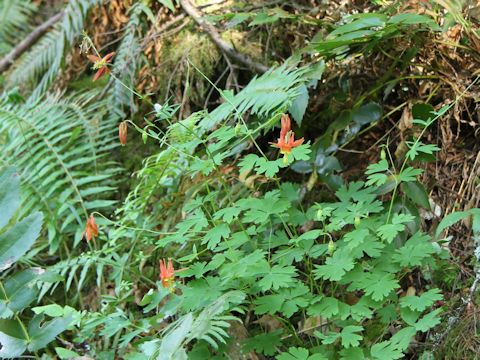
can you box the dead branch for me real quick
[179,0,268,74]
[0,11,64,73]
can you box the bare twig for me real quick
[0,11,64,73]
[179,0,268,74]
[141,1,227,49]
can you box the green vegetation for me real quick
[1,0,479,359]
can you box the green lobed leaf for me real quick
[413,308,442,332]
[314,248,355,281]
[243,329,283,356]
[399,288,443,312]
[352,270,400,301]
[276,347,328,360]
[258,265,298,291]
[340,325,363,348]
[202,223,231,250]
[394,232,435,267]
[371,340,404,360]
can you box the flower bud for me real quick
[316,208,323,221]
[380,149,386,161]
[142,131,148,144]
[119,121,128,146]
[354,216,361,227]
[235,123,242,135]
[328,239,335,255]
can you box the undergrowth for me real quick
[1,1,480,359]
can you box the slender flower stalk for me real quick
[87,52,115,81]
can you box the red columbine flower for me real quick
[87,52,115,81]
[83,214,98,241]
[270,114,304,158]
[119,121,127,146]
[160,259,175,290]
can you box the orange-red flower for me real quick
[270,114,304,156]
[87,52,115,81]
[83,214,98,241]
[119,121,127,146]
[160,259,175,290]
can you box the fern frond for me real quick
[0,90,119,252]
[200,63,313,130]
[38,249,113,299]
[7,0,102,98]
[0,0,36,55]
[152,291,245,358]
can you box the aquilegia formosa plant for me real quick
[270,114,304,161]
[159,259,175,291]
[83,214,98,241]
[87,52,115,81]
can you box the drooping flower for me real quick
[87,52,115,81]
[159,259,175,290]
[119,121,128,146]
[83,214,98,241]
[270,114,304,158]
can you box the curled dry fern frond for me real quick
[0,90,120,253]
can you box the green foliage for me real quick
[8,0,102,98]
[308,12,440,58]
[0,168,42,271]
[0,166,71,358]
[0,3,477,358]
[0,92,119,252]
[243,329,283,355]
[101,100,458,359]
[0,0,36,55]
[142,291,245,358]
[277,347,327,360]
[201,61,324,130]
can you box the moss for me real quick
[363,319,386,343]
[153,30,220,106]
